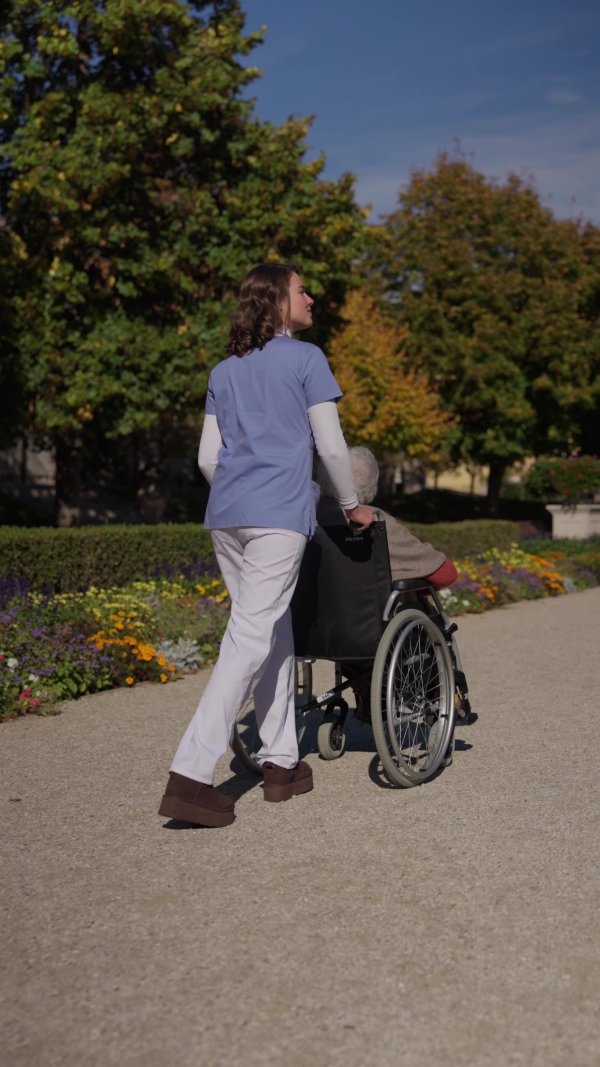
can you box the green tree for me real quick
[1,0,366,524]
[577,222,600,457]
[0,228,26,450]
[367,151,600,513]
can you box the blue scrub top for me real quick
[203,335,342,536]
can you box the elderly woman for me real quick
[317,446,458,590]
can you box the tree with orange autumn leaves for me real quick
[328,288,455,464]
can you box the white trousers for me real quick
[170,527,307,784]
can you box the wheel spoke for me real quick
[373,609,455,784]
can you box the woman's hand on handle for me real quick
[344,504,375,533]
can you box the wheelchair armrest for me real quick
[383,578,434,622]
[391,578,434,592]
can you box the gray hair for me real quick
[318,446,379,505]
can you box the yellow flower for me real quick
[125,676,135,685]
[160,673,168,683]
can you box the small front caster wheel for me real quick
[318,712,347,760]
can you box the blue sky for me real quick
[240,0,600,223]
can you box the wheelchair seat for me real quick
[392,577,434,592]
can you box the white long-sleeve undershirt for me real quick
[198,401,359,512]
[306,402,358,510]
[198,414,222,486]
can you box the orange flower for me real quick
[125,676,135,685]
[160,673,168,683]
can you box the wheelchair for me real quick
[231,517,473,788]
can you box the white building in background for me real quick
[427,464,489,496]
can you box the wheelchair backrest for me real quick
[291,520,392,661]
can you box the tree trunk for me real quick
[580,404,600,457]
[486,461,506,518]
[20,436,27,484]
[136,437,170,524]
[54,433,82,527]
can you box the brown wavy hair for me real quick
[226,263,298,357]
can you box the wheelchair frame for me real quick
[231,576,473,788]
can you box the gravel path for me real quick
[2,589,600,1067]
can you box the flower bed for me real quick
[0,572,229,722]
[526,455,600,505]
[438,542,598,615]
[2,541,598,723]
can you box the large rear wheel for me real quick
[371,609,455,787]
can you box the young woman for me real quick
[158,264,374,827]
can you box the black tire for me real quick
[371,608,455,787]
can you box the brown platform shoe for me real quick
[262,760,314,803]
[158,772,235,827]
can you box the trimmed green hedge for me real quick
[403,519,520,559]
[0,518,520,591]
[0,524,214,592]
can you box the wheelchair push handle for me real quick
[344,509,375,533]
[344,504,378,532]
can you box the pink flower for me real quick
[30,699,40,708]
